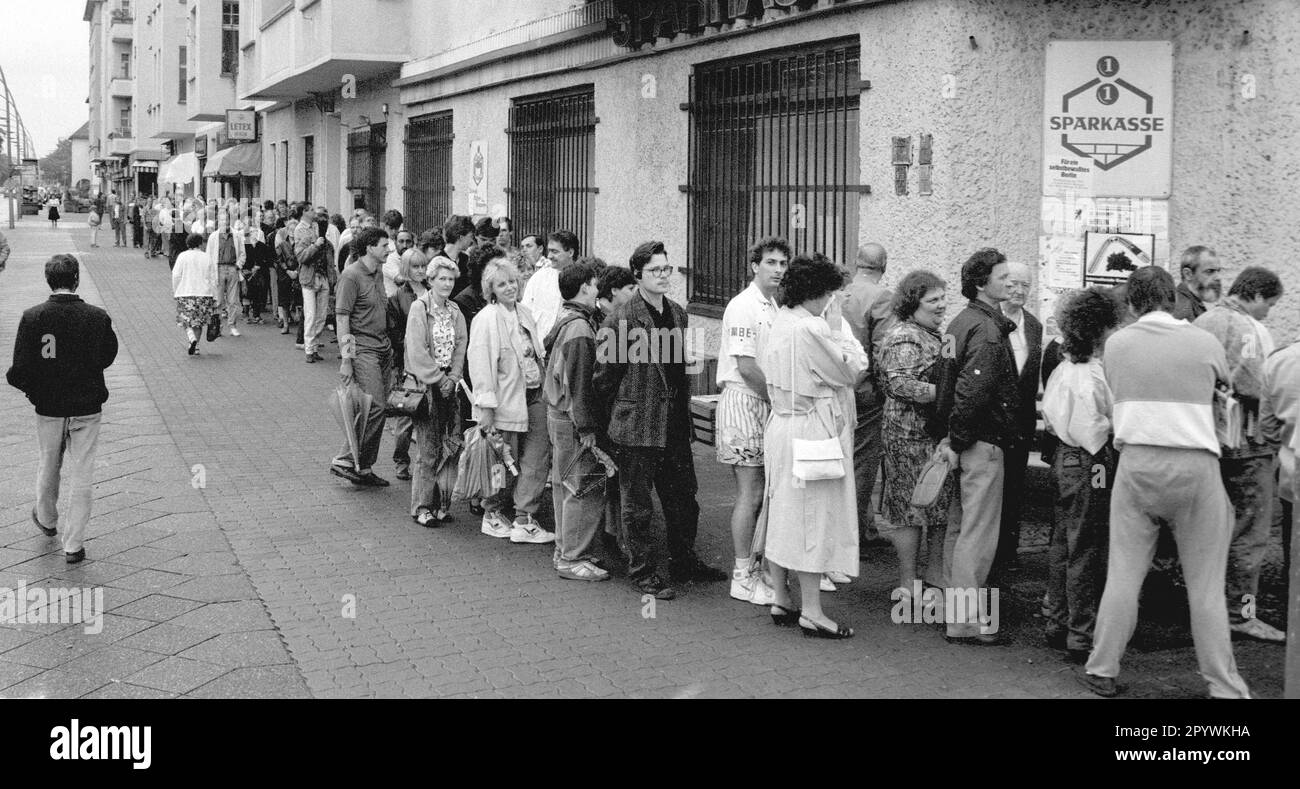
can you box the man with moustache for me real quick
[1172,245,1223,322]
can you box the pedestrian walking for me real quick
[595,241,727,600]
[87,205,102,248]
[543,260,610,581]
[757,253,866,638]
[329,226,393,487]
[1081,266,1251,699]
[716,237,789,606]
[1194,266,1286,643]
[405,256,467,525]
[46,196,60,228]
[878,270,952,599]
[931,248,1019,644]
[109,193,126,247]
[1040,286,1122,663]
[207,218,246,337]
[171,233,218,356]
[6,254,119,563]
[466,257,554,544]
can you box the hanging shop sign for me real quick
[610,0,849,49]
[1042,40,1173,198]
[226,109,257,141]
[468,140,489,215]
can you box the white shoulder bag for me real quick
[789,330,846,487]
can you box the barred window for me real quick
[686,41,864,310]
[303,135,314,203]
[506,86,597,256]
[347,123,387,213]
[403,112,454,236]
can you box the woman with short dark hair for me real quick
[171,233,217,356]
[877,270,952,601]
[759,253,866,639]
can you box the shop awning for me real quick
[202,143,262,178]
[131,160,159,172]
[159,152,200,185]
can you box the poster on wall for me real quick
[468,140,488,216]
[1083,231,1156,284]
[1043,40,1173,198]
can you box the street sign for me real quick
[226,109,256,141]
[1042,41,1173,198]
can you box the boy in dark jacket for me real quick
[543,261,610,582]
[931,247,1018,643]
[6,255,119,563]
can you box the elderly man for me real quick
[206,218,246,336]
[1172,245,1223,322]
[1195,267,1286,643]
[841,242,895,555]
[294,204,336,363]
[994,261,1043,575]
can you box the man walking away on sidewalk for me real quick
[6,255,119,563]
[1081,266,1251,699]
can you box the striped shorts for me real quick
[715,386,770,467]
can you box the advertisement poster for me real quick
[468,140,488,215]
[1084,231,1156,283]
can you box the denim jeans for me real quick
[612,431,700,582]
[1221,453,1275,623]
[483,393,550,520]
[1043,444,1111,650]
[35,413,103,554]
[302,285,329,355]
[548,409,606,564]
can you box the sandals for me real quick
[769,603,800,626]
[799,614,854,640]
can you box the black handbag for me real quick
[386,373,428,417]
[206,312,222,342]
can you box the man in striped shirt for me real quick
[1081,266,1251,698]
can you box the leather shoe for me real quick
[329,464,364,484]
[356,471,390,487]
[634,574,677,600]
[1077,671,1119,697]
[670,554,728,583]
[31,509,56,537]
[65,548,86,564]
[395,466,412,481]
[945,632,1004,646]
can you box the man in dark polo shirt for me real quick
[6,254,119,563]
[330,226,392,487]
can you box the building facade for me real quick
[227,0,1300,352]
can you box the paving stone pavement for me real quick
[0,223,1285,698]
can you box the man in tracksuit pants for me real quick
[543,260,609,582]
[1081,266,1251,699]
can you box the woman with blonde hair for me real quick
[406,255,467,525]
[466,258,554,544]
[388,248,431,482]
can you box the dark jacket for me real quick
[930,298,1020,452]
[1008,308,1043,442]
[386,283,420,369]
[453,285,487,337]
[6,294,119,417]
[543,300,602,436]
[594,290,691,448]
[1172,282,1207,322]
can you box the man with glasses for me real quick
[995,261,1042,577]
[595,242,727,600]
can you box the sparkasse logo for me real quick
[49,719,152,770]
[1048,55,1166,171]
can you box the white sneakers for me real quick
[730,565,777,606]
[229,326,241,336]
[480,512,512,539]
[510,515,555,544]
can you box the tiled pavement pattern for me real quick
[0,223,1285,698]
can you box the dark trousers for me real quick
[612,433,700,582]
[853,389,884,540]
[995,444,1031,569]
[1044,444,1111,650]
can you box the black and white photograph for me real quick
[0,0,1296,769]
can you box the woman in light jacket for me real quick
[466,258,554,545]
[171,233,218,356]
[405,257,468,526]
[759,253,866,639]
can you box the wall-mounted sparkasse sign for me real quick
[1043,41,1172,198]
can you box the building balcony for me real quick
[110,77,133,98]
[108,136,134,156]
[241,0,410,101]
[110,20,133,42]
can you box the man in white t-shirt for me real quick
[717,237,789,606]
[382,230,414,299]
[521,229,577,341]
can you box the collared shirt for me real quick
[382,251,402,299]
[521,264,562,341]
[335,259,391,353]
[1042,357,1112,455]
[1005,309,1029,374]
[716,280,777,394]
